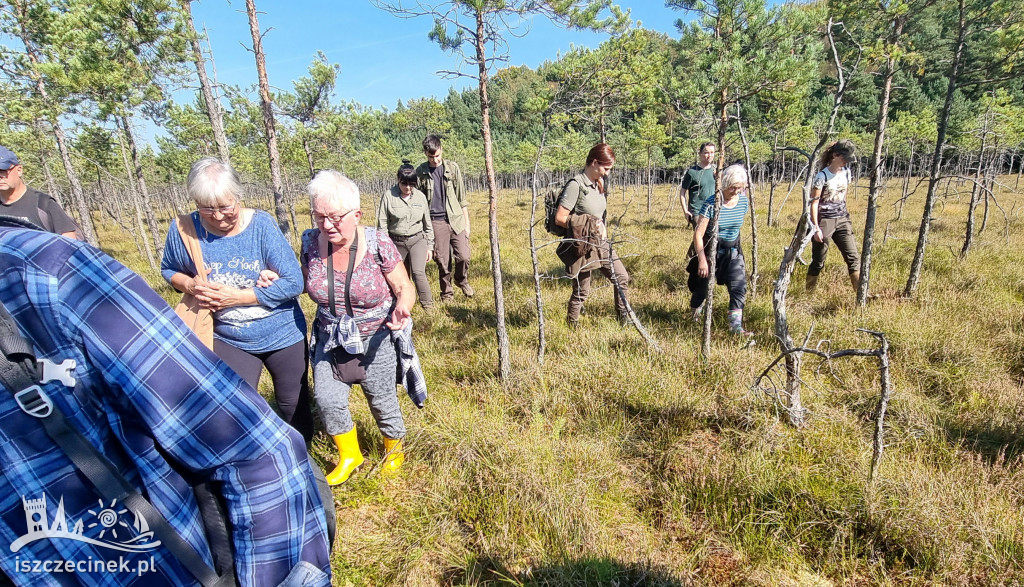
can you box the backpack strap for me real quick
[359,227,384,267]
[0,301,233,587]
[0,302,40,400]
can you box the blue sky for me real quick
[184,1,685,112]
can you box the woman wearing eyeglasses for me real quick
[161,157,314,441]
[376,160,434,310]
[301,169,416,485]
[686,163,753,337]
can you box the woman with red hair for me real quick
[553,143,630,326]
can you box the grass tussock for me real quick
[100,176,1024,585]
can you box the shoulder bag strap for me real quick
[326,230,360,318]
[176,214,209,281]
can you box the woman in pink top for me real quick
[301,170,415,485]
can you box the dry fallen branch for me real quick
[754,329,893,484]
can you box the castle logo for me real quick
[10,494,161,553]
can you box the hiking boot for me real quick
[805,273,819,294]
[459,283,475,298]
[691,304,704,323]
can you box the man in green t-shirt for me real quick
[678,142,717,228]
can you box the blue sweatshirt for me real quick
[161,210,306,353]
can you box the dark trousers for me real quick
[392,232,434,308]
[431,219,471,298]
[567,248,630,322]
[809,215,861,276]
[214,338,315,442]
[688,241,747,312]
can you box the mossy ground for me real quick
[109,176,1024,586]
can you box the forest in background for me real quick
[0,0,1022,249]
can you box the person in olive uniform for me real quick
[678,142,717,227]
[553,142,630,326]
[378,160,435,309]
[415,135,472,302]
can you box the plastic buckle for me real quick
[15,386,53,418]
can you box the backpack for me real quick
[0,218,335,586]
[544,185,567,237]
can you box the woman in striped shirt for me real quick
[687,163,752,337]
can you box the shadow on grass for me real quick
[445,303,534,329]
[443,556,687,586]
[942,420,1024,463]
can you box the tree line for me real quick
[1,0,1022,377]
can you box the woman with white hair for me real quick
[161,157,314,441]
[686,163,753,337]
[301,169,415,485]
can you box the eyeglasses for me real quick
[0,167,18,178]
[399,180,417,187]
[313,209,356,226]
[197,203,237,216]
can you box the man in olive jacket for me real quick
[416,135,473,301]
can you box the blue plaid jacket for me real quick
[0,227,331,586]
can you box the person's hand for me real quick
[386,302,411,331]
[256,269,280,288]
[194,282,245,311]
[812,226,823,243]
[697,256,709,278]
[597,220,607,240]
[684,210,693,224]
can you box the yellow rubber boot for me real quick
[326,426,364,486]
[381,436,405,473]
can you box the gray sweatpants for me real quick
[312,327,405,439]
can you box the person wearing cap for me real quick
[377,160,435,310]
[807,139,861,294]
[0,146,80,239]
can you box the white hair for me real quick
[307,169,360,212]
[187,157,242,207]
[720,164,748,193]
